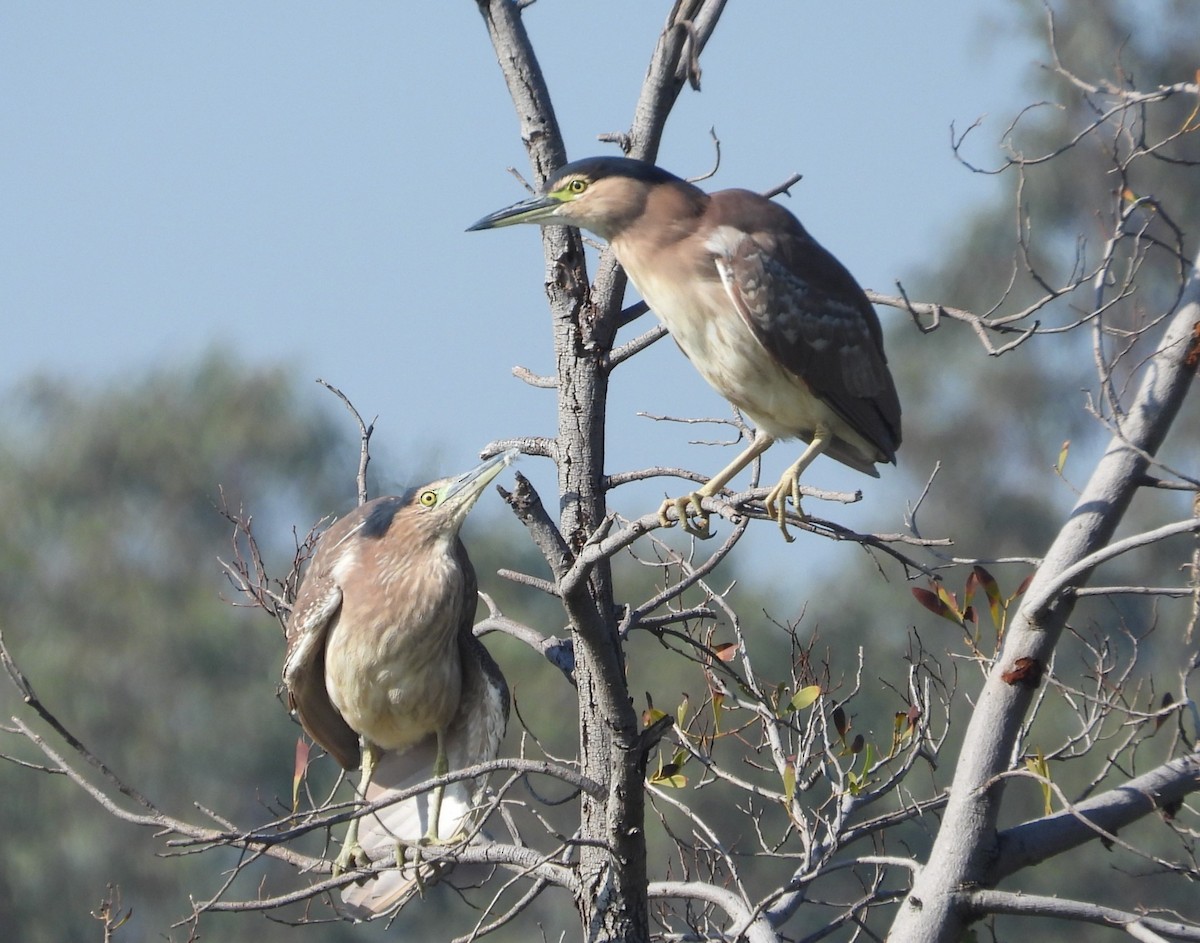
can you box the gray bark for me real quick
[473,3,729,939]
[888,247,1200,941]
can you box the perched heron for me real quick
[283,450,515,911]
[469,157,901,540]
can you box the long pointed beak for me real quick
[467,195,561,231]
[440,448,520,519]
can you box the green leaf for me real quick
[783,761,796,804]
[935,583,961,618]
[649,759,687,788]
[788,685,822,712]
[1055,439,1070,475]
[1025,750,1053,816]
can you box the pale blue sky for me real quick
[2,2,1036,570]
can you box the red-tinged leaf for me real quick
[712,642,738,663]
[962,604,977,626]
[912,586,957,622]
[1154,692,1174,733]
[935,583,960,617]
[850,734,865,755]
[1001,656,1044,689]
[894,709,920,733]
[643,707,668,728]
[1012,573,1035,600]
[972,565,1003,628]
[833,706,848,739]
[292,737,311,811]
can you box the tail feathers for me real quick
[338,736,492,920]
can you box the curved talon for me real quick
[397,841,429,898]
[764,474,806,543]
[333,840,371,877]
[658,493,712,539]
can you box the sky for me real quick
[1,1,1038,577]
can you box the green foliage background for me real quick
[1,2,1197,941]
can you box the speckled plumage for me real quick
[470,158,901,537]
[282,452,514,916]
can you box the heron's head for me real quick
[468,156,693,243]
[358,449,518,551]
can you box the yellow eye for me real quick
[418,490,438,507]
[567,178,588,194]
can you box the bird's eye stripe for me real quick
[553,178,588,199]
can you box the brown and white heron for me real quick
[283,450,515,915]
[469,157,901,540]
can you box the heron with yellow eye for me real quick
[470,157,901,541]
[284,450,516,904]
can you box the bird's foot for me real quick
[332,840,371,877]
[393,841,430,898]
[657,492,713,539]
[763,474,806,543]
[395,826,464,896]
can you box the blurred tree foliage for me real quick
[2,3,1196,941]
[858,0,1200,934]
[891,0,1199,545]
[0,355,353,942]
[0,354,766,941]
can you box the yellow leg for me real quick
[763,425,831,542]
[658,434,775,538]
[334,739,378,875]
[424,729,448,844]
[396,729,450,896]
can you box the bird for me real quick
[282,449,516,916]
[469,157,901,540]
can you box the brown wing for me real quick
[448,537,509,772]
[283,522,363,770]
[709,189,902,462]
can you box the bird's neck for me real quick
[606,181,706,245]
